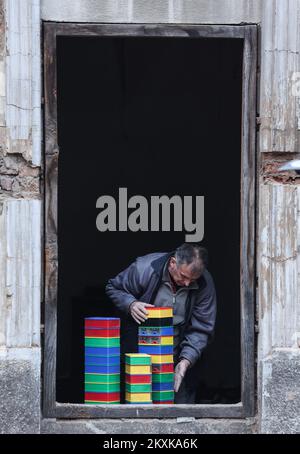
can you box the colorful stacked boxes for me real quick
[125,354,152,404]
[138,307,174,404]
[84,317,120,404]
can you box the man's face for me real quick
[168,257,203,287]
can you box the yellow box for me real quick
[151,354,173,364]
[160,336,173,345]
[125,392,152,402]
[125,364,151,374]
[147,308,173,318]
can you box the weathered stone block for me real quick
[0,175,13,191]
[259,350,300,434]
[18,165,40,178]
[0,347,41,434]
[0,156,19,175]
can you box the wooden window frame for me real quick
[43,22,257,419]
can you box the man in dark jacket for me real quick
[105,243,217,403]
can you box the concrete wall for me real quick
[1,0,300,434]
[257,0,300,434]
[0,0,41,434]
[41,0,263,24]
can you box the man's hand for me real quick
[129,301,154,324]
[174,358,191,392]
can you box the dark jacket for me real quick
[105,251,217,366]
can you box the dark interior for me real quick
[56,36,243,404]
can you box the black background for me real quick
[56,36,243,403]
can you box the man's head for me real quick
[168,243,208,287]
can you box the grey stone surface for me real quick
[41,0,263,24]
[41,417,257,434]
[259,350,300,434]
[0,155,40,197]
[0,349,41,434]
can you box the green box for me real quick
[84,373,120,384]
[125,354,152,365]
[84,337,120,347]
[152,390,174,401]
[84,383,120,392]
[152,373,174,383]
[125,383,152,393]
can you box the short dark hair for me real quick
[174,243,208,270]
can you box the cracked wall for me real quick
[257,0,300,434]
[0,0,41,435]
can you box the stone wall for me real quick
[0,0,41,434]
[257,0,300,435]
[41,0,263,24]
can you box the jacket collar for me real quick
[151,251,174,276]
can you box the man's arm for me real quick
[179,272,217,367]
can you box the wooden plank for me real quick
[52,22,247,39]
[55,402,244,419]
[43,22,58,418]
[240,25,257,417]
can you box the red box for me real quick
[152,363,174,373]
[85,328,120,338]
[85,392,120,401]
[125,374,151,384]
[153,400,174,404]
[85,318,120,329]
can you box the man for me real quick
[105,243,217,403]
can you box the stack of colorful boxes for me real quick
[125,354,152,404]
[138,307,174,404]
[84,317,120,404]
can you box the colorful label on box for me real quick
[138,336,173,346]
[138,326,174,336]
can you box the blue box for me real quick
[138,345,173,355]
[84,347,120,356]
[85,364,120,374]
[85,355,120,365]
[152,382,174,391]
